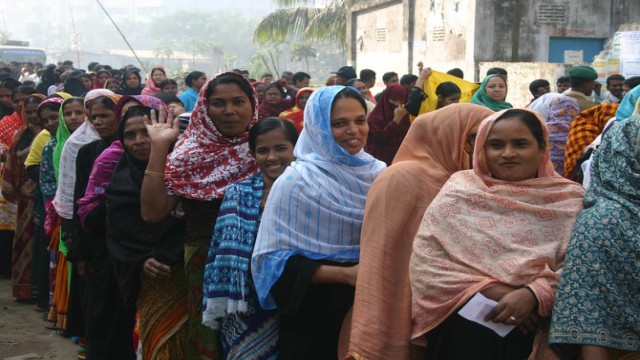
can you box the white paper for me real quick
[457,293,516,337]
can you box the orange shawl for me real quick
[279,87,313,133]
[346,104,494,360]
[562,103,618,181]
[410,109,585,359]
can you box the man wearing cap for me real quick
[563,65,599,112]
[333,66,357,85]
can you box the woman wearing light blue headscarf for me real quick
[252,86,386,359]
[614,83,640,120]
[550,116,640,359]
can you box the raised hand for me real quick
[144,108,180,147]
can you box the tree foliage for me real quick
[254,0,366,47]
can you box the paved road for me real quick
[0,278,79,359]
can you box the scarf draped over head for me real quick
[365,84,411,165]
[347,103,494,360]
[52,91,120,219]
[164,72,259,201]
[410,109,585,357]
[20,97,63,169]
[77,95,167,225]
[528,93,580,173]
[52,97,86,178]
[563,102,619,180]
[615,84,640,121]
[279,87,313,133]
[93,70,112,90]
[470,74,513,111]
[141,66,166,96]
[104,107,186,307]
[0,94,45,150]
[116,68,144,96]
[252,86,387,309]
[549,116,640,354]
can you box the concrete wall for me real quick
[416,0,477,82]
[474,0,639,65]
[479,61,570,107]
[350,0,408,91]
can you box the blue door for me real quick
[549,37,605,63]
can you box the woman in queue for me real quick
[347,103,494,360]
[471,74,512,111]
[202,117,299,359]
[141,71,259,359]
[409,109,584,359]
[252,86,386,359]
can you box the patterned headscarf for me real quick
[164,72,259,200]
[52,91,121,219]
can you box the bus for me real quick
[0,46,47,64]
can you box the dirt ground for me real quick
[0,278,79,360]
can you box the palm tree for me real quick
[254,0,365,47]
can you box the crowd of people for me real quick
[0,57,638,360]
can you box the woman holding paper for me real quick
[410,108,584,359]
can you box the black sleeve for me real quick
[68,145,94,262]
[26,165,40,182]
[270,255,322,317]
[405,87,427,117]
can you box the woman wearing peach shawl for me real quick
[346,103,494,360]
[409,109,585,359]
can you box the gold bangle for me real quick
[144,169,164,178]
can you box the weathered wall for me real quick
[479,61,570,107]
[350,0,407,91]
[473,0,637,64]
[413,0,477,81]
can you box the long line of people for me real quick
[0,59,638,360]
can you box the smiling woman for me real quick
[409,108,585,360]
[251,86,386,359]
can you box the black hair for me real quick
[248,117,299,153]
[292,72,310,85]
[87,62,99,71]
[92,95,117,110]
[400,74,418,86]
[0,78,21,90]
[12,85,36,97]
[23,95,43,109]
[281,71,293,78]
[382,72,398,83]
[528,79,550,96]
[261,73,273,78]
[606,74,625,86]
[22,80,36,88]
[332,87,367,114]
[495,109,546,150]
[624,76,640,90]
[152,92,183,107]
[185,71,205,87]
[119,106,151,142]
[487,67,508,76]
[359,69,376,83]
[569,76,592,89]
[265,82,285,97]
[447,68,464,78]
[37,101,62,119]
[159,78,178,89]
[204,72,255,112]
[344,78,364,87]
[435,82,461,98]
[556,76,570,84]
[62,98,85,113]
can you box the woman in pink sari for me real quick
[410,109,585,359]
